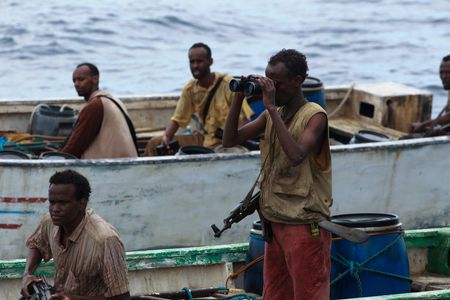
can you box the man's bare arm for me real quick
[223,92,266,147]
[21,248,44,298]
[161,120,180,148]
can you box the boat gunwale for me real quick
[0,94,180,105]
[0,243,248,280]
[0,151,261,167]
[331,136,450,153]
[1,136,450,167]
[1,230,450,299]
[1,228,449,279]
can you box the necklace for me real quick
[280,98,306,123]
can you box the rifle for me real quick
[19,277,52,300]
[211,191,369,244]
[132,286,229,299]
[211,192,260,238]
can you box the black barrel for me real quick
[28,104,78,136]
[350,130,390,143]
[178,145,215,155]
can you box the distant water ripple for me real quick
[0,0,449,114]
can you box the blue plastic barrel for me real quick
[243,220,265,295]
[330,213,410,299]
[248,100,265,121]
[303,76,326,109]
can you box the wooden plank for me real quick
[329,116,406,140]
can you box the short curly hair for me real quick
[268,49,309,79]
[76,62,99,76]
[189,43,212,58]
[49,169,91,201]
[442,55,450,62]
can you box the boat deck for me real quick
[329,116,406,140]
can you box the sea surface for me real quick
[0,0,449,114]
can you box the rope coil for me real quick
[331,232,411,297]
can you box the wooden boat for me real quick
[0,227,449,299]
[2,82,450,261]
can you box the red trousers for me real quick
[263,222,331,300]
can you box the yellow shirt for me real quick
[171,72,253,147]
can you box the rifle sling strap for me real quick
[243,153,268,205]
[202,75,225,128]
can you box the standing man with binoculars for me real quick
[223,49,332,299]
[160,42,252,151]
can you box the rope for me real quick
[182,287,194,300]
[182,286,256,300]
[221,295,256,300]
[225,255,264,288]
[1,140,62,154]
[331,232,410,297]
[328,82,355,118]
[331,229,404,241]
[197,294,256,300]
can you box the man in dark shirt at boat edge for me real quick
[410,55,450,135]
[61,63,138,159]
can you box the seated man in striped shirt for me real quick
[21,169,130,300]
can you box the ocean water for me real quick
[0,0,449,113]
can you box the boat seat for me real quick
[0,150,32,159]
[39,151,78,160]
[329,116,406,140]
[410,273,450,291]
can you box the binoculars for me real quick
[229,76,262,97]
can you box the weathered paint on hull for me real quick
[0,243,247,300]
[1,136,450,260]
[1,229,449,300]
[0,154,261,259]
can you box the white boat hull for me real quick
[1,136,450,259]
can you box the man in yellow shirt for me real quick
[161,43,252,149]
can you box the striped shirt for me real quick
[26,208,129,297]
